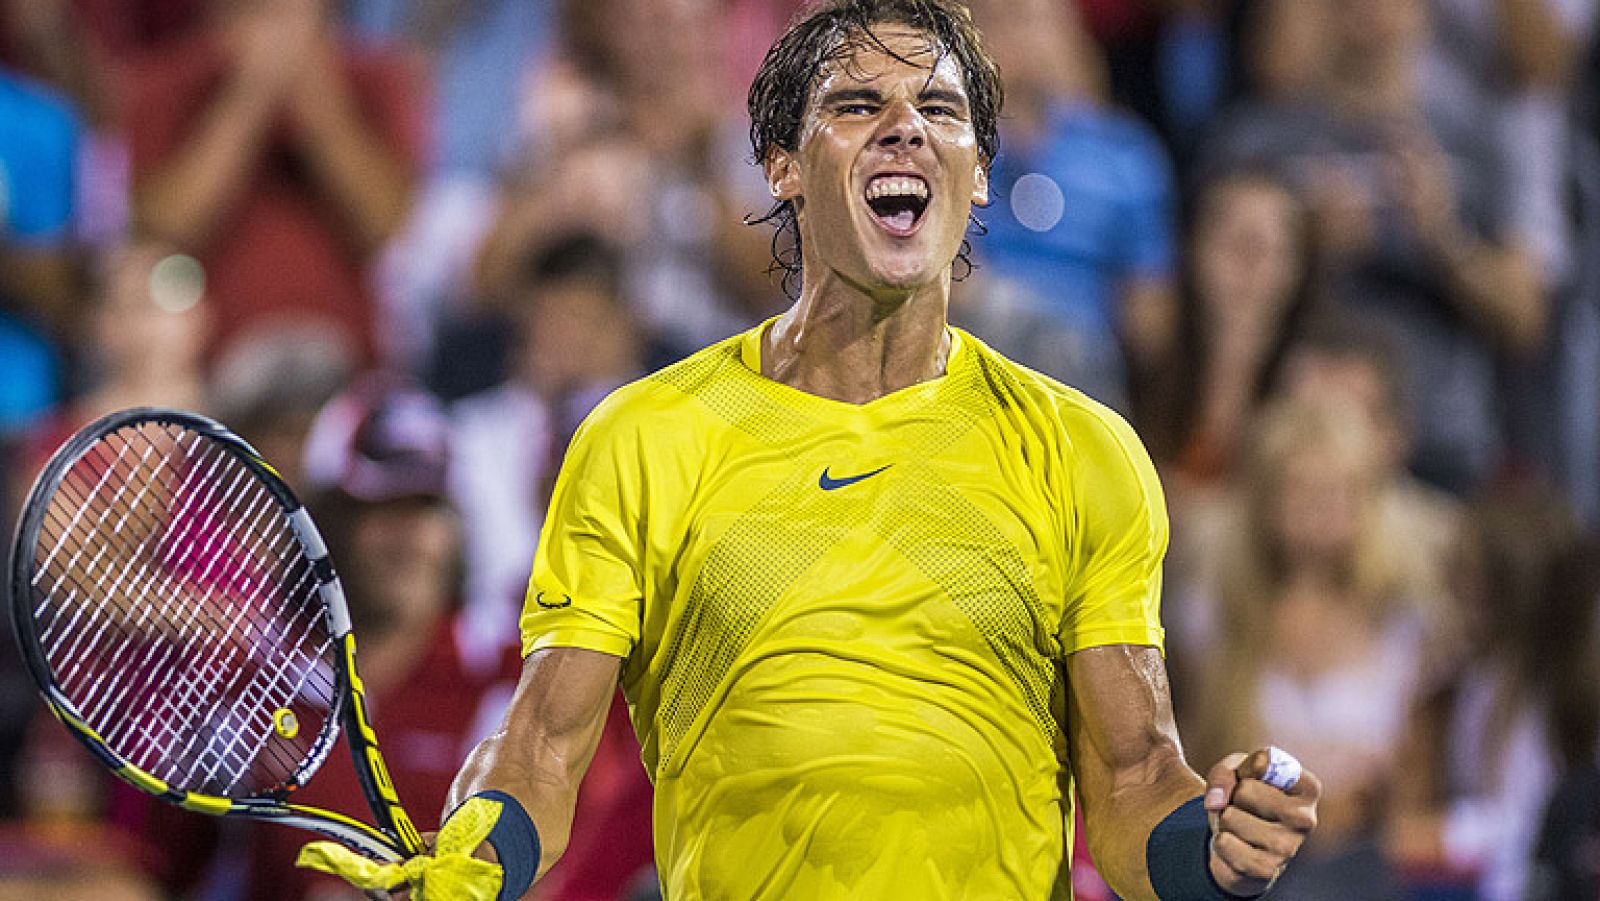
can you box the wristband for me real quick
[1146,796,1259,900]
[462,790,541,901]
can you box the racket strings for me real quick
[44,429,332,793]
[29,421,338,798]
[46,436,235,698]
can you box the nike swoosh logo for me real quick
[819,464,892,490]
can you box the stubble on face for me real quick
[778,25,987,305]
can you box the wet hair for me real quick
[746,0,1005,298]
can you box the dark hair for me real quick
[514,231,627,309]
[746,0,1004,297]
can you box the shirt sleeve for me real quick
[1058,399,1169,654]
[520,395,646,660]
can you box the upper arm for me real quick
[1065,644,1204,900]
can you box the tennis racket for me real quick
[9,407,426,863]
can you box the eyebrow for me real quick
[818,87,970,109]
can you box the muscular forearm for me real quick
[448,729,596,877]
[444,647,618,879]
[1067,645,1206,900]
[1078,736,1207,899]
[133,77,281,250]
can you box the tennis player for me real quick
[302,1,1320,898]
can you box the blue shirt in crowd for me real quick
[0,68,78,434]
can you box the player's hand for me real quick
[1203,747,1321,897]
[297,797,508,900]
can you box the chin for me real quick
[868,263,940,293]
[866,242,957,291]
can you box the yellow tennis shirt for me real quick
[522,322,1168,900]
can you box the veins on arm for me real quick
[1066,644,1206,901]
[447,647,622,878]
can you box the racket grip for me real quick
[1236,746,1302,791]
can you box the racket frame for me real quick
[9,407,427,862]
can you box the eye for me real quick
[921,105,956,118]
[838,103,878,116]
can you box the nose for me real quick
[875,101,926,151]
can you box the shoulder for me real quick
[962,330,1146,455]
[571,334,746,448]
[644,331,749,398]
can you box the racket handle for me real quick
[1236,746,1302,792]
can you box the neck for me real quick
[763,270,953,404]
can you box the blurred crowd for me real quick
[0,0,1597,899]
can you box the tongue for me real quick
[882,209,916,231]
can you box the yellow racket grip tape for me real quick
[296,795,508,899]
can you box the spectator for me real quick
[1201,0,1549,492]
[1421,0,1600,511]
[1422,0,1597,291]
[958,0,1179,417]
[1,0,128,247]
[0,63,78,436]
[1276,321,1468,637]
[459,128,653,393]
[1150,167,1318,484]
[1391,479,1588,901]
[1173,396,1435,899]
[485,0,776,359]
[21,238,212,469]
[209,323,356,495]
[338,0,556,371]
[124,0,423,366]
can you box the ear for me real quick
[972,162,990,206]
[764,146,802,202]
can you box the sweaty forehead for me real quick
[811,24,966,99]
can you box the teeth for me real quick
[865,176,929,201]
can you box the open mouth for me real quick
[864,175,930,236]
